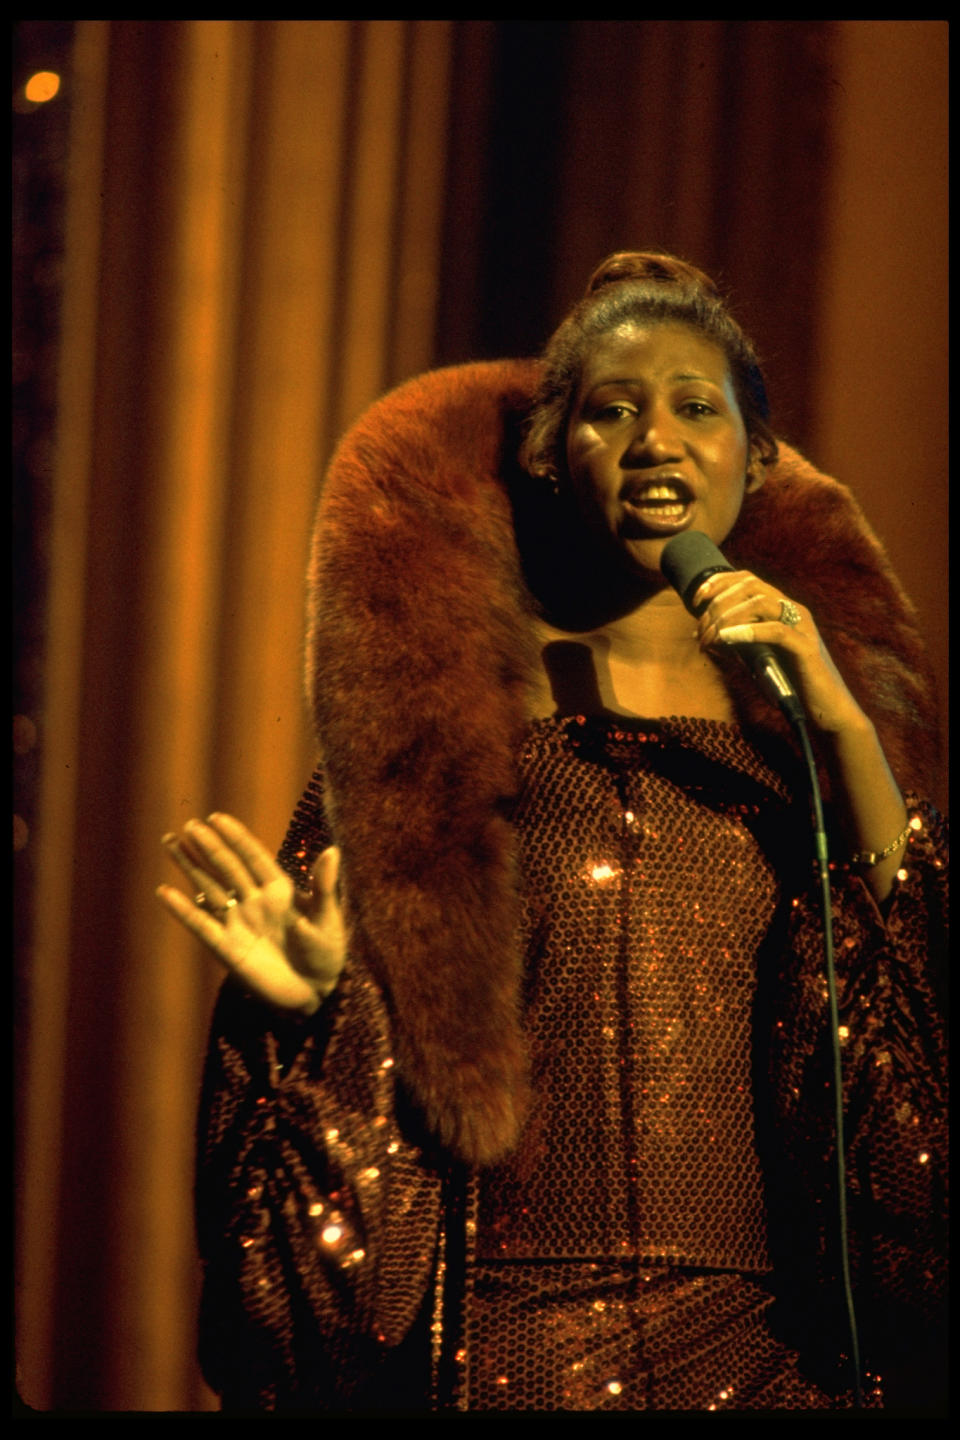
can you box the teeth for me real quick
[631,484,687,504]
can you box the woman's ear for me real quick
[745,446,767,494]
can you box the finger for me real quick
[710,591,769,628]
[699,581,793,648]
[156,882,232,948]
[180,817,260,897]
[315,845,341,896]
[716,622,758,645]
[205,813,284,888]
[303,846,342,921]
[717,620,806,649]
[161,832,230,906]
[692,571,754,609]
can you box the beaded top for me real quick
[476,713,807,1272]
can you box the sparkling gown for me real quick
[197,714,947,1412]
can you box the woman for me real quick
[159,253,947,1413]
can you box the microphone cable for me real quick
[789,706,864,1409]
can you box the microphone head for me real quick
[660,530,731,610]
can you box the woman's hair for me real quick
[519,250,779,483]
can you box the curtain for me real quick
[16,18,453,1411]
[15,18,947,1413]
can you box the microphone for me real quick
[660,530,804,724]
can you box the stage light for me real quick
[24,71,61,105]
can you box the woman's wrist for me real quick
[850,815,916,869]
[818,713,908,899]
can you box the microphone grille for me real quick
[660,531,731,605]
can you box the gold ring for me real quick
[779,599,802,627]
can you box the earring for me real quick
[541,467,561,499]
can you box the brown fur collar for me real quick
[306,359,940,1165]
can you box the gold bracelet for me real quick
[850,819,914,868]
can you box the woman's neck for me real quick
[529,589,736,722]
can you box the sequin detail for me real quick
[467,1266,872,1411]
[477,715,791,1274]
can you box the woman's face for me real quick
[564,322,762,579]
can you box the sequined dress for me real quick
[196,714,947,1413]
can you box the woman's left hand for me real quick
[692,569,864,736]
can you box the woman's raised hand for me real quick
[157,813,345,1015]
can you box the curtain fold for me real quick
[17,18,453,1411]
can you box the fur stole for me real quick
[305,359,940,1166]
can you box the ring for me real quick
[779,598,802,627]
[195,888,239,920]
[215,890,240,922]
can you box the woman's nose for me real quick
[622,412,683,464]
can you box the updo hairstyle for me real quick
[519,250,778,485]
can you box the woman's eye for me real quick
[594,403,634,421]
[681,400,716,419]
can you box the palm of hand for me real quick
[157,815,345,1015]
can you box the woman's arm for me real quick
[165,800,443,1408]
[772,793,948,1410]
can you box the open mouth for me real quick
[621,478,694,527]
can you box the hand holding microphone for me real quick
[661,530,805,723]
[661,531,870,736]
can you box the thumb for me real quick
[307,845,341,918]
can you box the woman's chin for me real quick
[620,534,680,583]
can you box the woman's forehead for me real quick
[578,322,732,390]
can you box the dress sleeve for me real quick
[767,797,948,1407]
[275,763,333,895]
[194,770,445,1410]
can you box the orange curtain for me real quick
[16,18,947,1414]
[16,18,452,1411]
[808,20,949,788]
